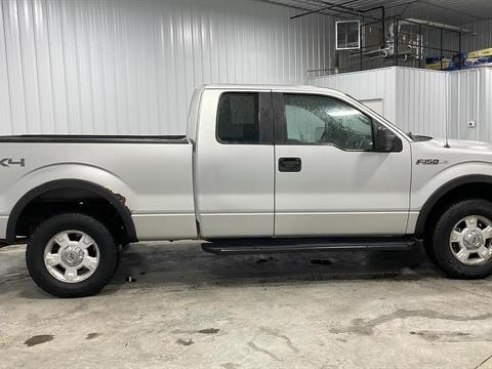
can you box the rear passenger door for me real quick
[196,89,275,238]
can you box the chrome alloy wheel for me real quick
[43,230,100,283]
[449,215,492,265]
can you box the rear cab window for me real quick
[216,92,273,144]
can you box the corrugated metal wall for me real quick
[311,66,492,142]
[310,67,447,138]
[311,67,492,142]
[463,19,492,51]
[448,68,492,142]
[310,67,398,122]
[0,0,333,135]
[394,67,447,138]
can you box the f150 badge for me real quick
[416,159,447,165]
[0,158,25,167]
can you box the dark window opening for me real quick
[217,93,259,144]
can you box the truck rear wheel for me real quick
[26,213,118,297]
[431,199,492,279]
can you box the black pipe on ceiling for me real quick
[290,0,363,20]
[291,0,382,21]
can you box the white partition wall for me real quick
[448,68,492,142]
[1,0,490,140]
[311,68,399,123]
[394,67,448,139]
[311,67,447,138]
[311,66,492,142]
[0,0,333,135]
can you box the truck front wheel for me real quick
[431,199,492,278]
[26,213,118,297]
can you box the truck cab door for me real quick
[273,92,411,237]
[195,89,275,238]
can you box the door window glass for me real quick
[217,93,259,144]
[283,94,374,151]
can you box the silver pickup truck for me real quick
[2,84,492,297]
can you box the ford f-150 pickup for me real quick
[1,84,492,297]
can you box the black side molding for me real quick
[0,135,188,144]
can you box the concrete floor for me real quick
[1,242,492,369]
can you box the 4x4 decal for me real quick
[0,158,25,167]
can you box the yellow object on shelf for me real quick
[481,48,492,56]
[468,48,492,58]
[468,50,481,58]
[426,60,450,70]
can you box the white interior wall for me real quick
[310,67,398,123]
[0,0,333,135]
[1,0,490,139]
[395,67,447,139]
[311,66,492,142]
[311,67,446,138]
[449,68,492,142]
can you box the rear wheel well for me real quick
[8,181,136,245]
[15,189,128,244]
[421,182,492,239]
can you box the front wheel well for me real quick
[419,181,492,239]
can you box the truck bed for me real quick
[0,135,196,241]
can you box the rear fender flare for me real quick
[6,179,137,243]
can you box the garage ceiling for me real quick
[257,0,492,25]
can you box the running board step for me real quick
[202,238,415,255]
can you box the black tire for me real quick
[120,242,131,251]
[26,213,118,298]
[423,236,437,265]
[431,199,492,279]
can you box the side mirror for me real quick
[374,125,402,152]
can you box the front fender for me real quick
[411,161,492,211]
[412,162,492,237]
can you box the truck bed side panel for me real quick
[0,139,196,240]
